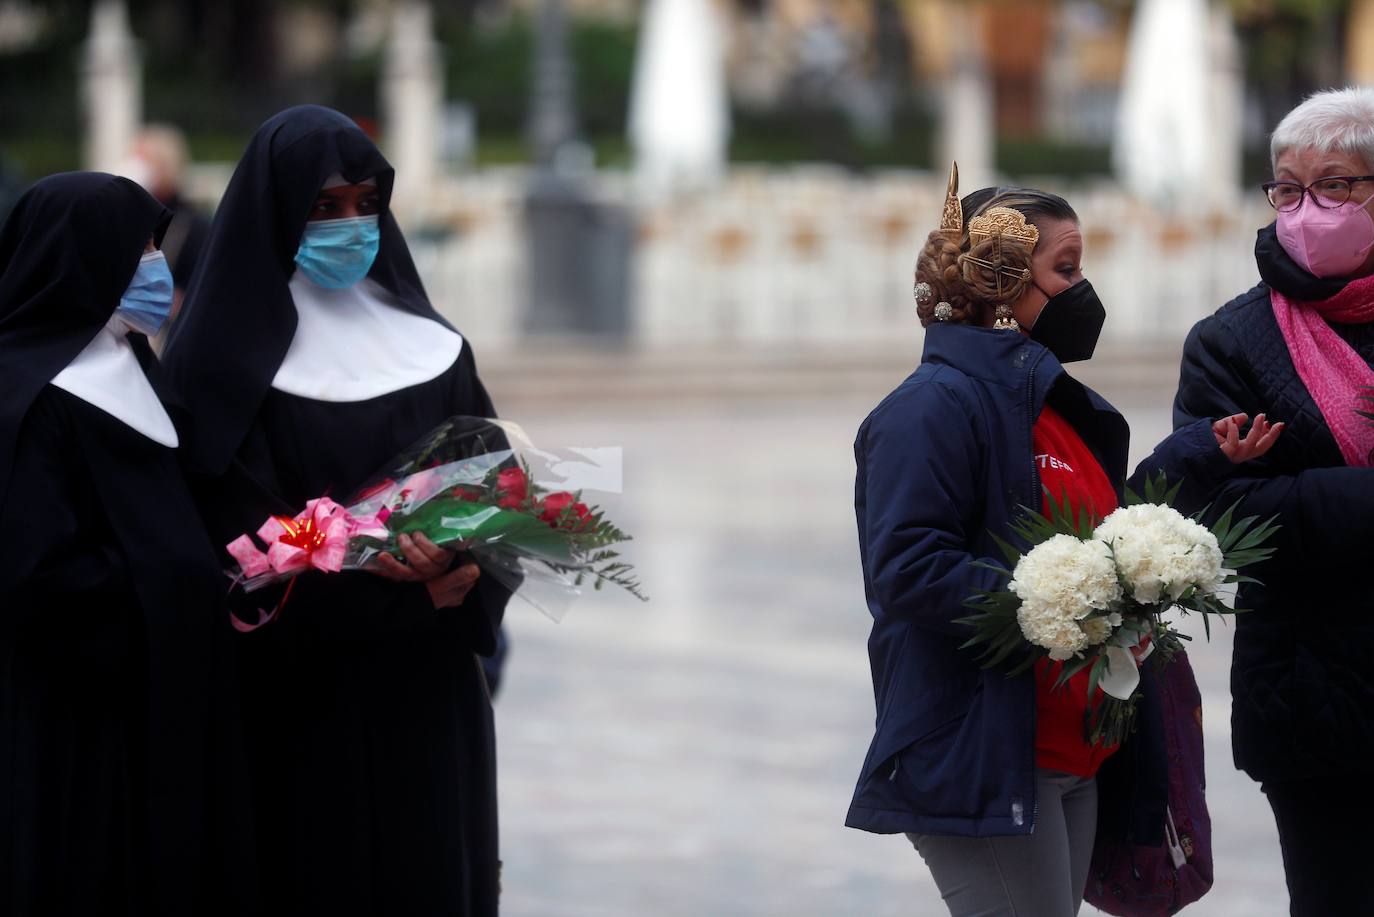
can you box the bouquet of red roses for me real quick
[226,415,644,627]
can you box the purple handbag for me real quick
[1085,651,1214,916]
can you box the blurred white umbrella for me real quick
[938,2,995,192]
[628,0,730,195]
[1115,0,1242,209]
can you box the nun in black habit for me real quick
[162,106,508,916]
[0,173,253,916]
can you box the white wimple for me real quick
[50,317,179,448]
[272,274,464,403]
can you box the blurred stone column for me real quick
[1207,2,1243,206]
[529,0,578,168]
[384,0,443,217]
[82,0,141,174]
[524,0,633,339]
[937,1,994,190]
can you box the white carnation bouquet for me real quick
[957,475,1278,746]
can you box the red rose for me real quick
[539,491,574,522]
[539,491,592,529]
[451,485,483,502]
[495,468,528,508]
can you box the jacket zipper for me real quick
[1025,355,1042,508]
[1025,348,1042,834]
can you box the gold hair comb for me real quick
[967,207,1040,250]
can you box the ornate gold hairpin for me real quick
[959,254,1033,283]
[959,230,1034,299]
[939,161,962,234]
[968,206,1040,249]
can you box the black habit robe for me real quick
[161,106,508,917]
[0,173,254,916]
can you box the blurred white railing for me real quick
[192,163,1275,351]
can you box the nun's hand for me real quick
[1213,412,1283,463]
[369,532,456,582]
[424,562,481,610]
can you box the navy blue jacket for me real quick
[847,323,1231,837]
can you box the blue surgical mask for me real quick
[294,215,381,289]
[116,250,175,336]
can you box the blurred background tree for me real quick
[0,0,1362,184]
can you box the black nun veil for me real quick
[0,172,168,504]
[162,104,452,475]
[163,107,506,917]
[0,174,253,916]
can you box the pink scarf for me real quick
[1270,272,1374,467]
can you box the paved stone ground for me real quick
[487,366,1289,917]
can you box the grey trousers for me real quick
[907,769,1098,917]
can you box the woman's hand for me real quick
[367,534,481,609]
[1213,412,1283,463]
[368,532,456,582]
[423,562,481,610]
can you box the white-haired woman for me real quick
[1174,86,1374,916]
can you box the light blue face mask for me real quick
[293,215,381,289]
[116,250,175,336]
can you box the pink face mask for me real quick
[1276,193,1374,278]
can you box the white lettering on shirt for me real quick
[1035,453,1075,473]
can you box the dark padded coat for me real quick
[849,322,1231,837]
[1173,225,1374,784]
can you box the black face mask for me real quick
[1028,278,1106,364]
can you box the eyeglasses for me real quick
[1261,176,1374,212]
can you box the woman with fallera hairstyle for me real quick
[846,164,1281,916]
[162,106,508,916]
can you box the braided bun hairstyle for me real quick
[914,186,1078,328]
[914,227,980,326]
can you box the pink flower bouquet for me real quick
[226,416,644,628]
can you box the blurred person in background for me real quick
[0,173,252,916]
[1173,86,1374,917]
[481,627,509,697]
[847,166,1280,916]
[120,124,212,325]
[161,105,508,917]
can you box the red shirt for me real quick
[1030,405,1121,777]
